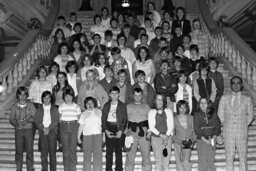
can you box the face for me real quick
[164,12,170,20]
[159,40,167,48]
[148,14,154,21]
[160,51,168,58]
[177,46,184,55]
[105,35,112,41]
[64,94,73,104]
[118,37,126,45]
[18,91,28,102]
[183,36,191,44]
[68,65,76,74]
[190,50,198,58]
[39,69,47,79]
[73,41,80,50]
[141,36,148,44]
[144,21,151,28]
[200,68,208,77]
[86,72,95,81]
[178,104,187,114]
[58,19,65,26]
[83,57,91,66]
[155,94,164,109]
[193,21,201,30]
[99,55,106,65]
[86,100,95,110]
[111,20,117,27]
[95,17,102,25]
[160,63,169,72]
[174,60,181,67]
[163,23,170,30]
[43,95,51,105]
[51,65,59,74]
[118,14,124,21]
[128,17,134,25]
[134,92,143,103]
[231,77,242,92]
[105,68,113,77]
[60,45,68,54]
[70,15,77,22]
[57,74,66,84]
[123,27,130,35]
[102,9,108,17]
[118,73,126,82]
[93,36,101,44]
[177,9,184,19]
[209,61,217,70]
[56,31,63,39]
[155,29,162,37]
[139,49,147,59]
[175,27,182,36]
[110,91,119,101]
[148,3,154,11]
[80,36,85,42]
[179,74,187,83]
[200,98,208,111]
[74,26,81,33]
[136,74,146,83]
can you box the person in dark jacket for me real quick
[102,86,128,171]
[194,97,221,171]
[154,60,178,110]
[34,91,59,171]
[171,7,191,36]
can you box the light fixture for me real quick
[122,0,130,8]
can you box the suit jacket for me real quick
[132,82,155,107]
[171,19,191,36]
[208,71,224,100]
[218,93,254,140]
[102,100,128,132]
[34,104,60,134]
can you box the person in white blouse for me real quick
[90,14,107,42]
[94,53,107,80]
[147,2,161,26]
[78,96,103,171]
[54,42,74,72]
[101,7,111,29]
[148,93,174,171]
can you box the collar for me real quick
[232,91,241,97]
[43,104,51,109]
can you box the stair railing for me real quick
[0,0,59,101]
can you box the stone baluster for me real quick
[232,47,237,67]
[236,51,242,72]
[27,53,31,70]
[247,62,252,85]
[212,35,217,56]
[228,44,233,62]
[13,64,18,87]
[224,39,229,58]
[252,67,256,89]
[241,56,247,78]
[23,57,27,76]
[0,76,7,99]
[7,71,13,94]
[30,48,35,65]
[18,60,23,81]
[220,34,225,55]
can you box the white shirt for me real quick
[95,65,105,80]
[59,103,81,121]
[107,104,118,122]
[43,104,51,128]
[79,109,102,135]
[67,73,78,96]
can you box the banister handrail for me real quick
[198,0,256,102]
[0,0,59,79]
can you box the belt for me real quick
[60,120,77,124]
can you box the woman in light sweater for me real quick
[148,93,174,171]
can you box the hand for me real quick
[115,130,122,138]
[77,136,82,144]
[105,130,113,138]
[43,128,49,135]
[162,86,166,89]
[102,133,106,144]
[20,119,27,126]
[159,134,168,141]
[146,131,152,141]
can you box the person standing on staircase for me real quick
[9,86,36,171]
[218,76,254,171]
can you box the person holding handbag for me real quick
[173,100,196,171]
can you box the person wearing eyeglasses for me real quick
[218,76,254,171]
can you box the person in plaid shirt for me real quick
[218,76,254,171]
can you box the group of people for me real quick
[9,2,254,171]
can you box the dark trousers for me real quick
[105,122,123,171]
[60,121,78,171]
[39,130,57,171]
[15,128,34,171]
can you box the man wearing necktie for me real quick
[218,76,254,171]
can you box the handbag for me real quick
[124,135,134,152]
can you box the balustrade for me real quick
[0,35,53,100]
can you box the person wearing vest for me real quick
[102,86,128,171]
[218,76,254,171]
[125,88,152,171]
[148,93,174,171]
[194,97,221,171]
[193,62,216,114]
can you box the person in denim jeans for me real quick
[9,86,36,171]
[148,93,174,171]
[59,88,81,171]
